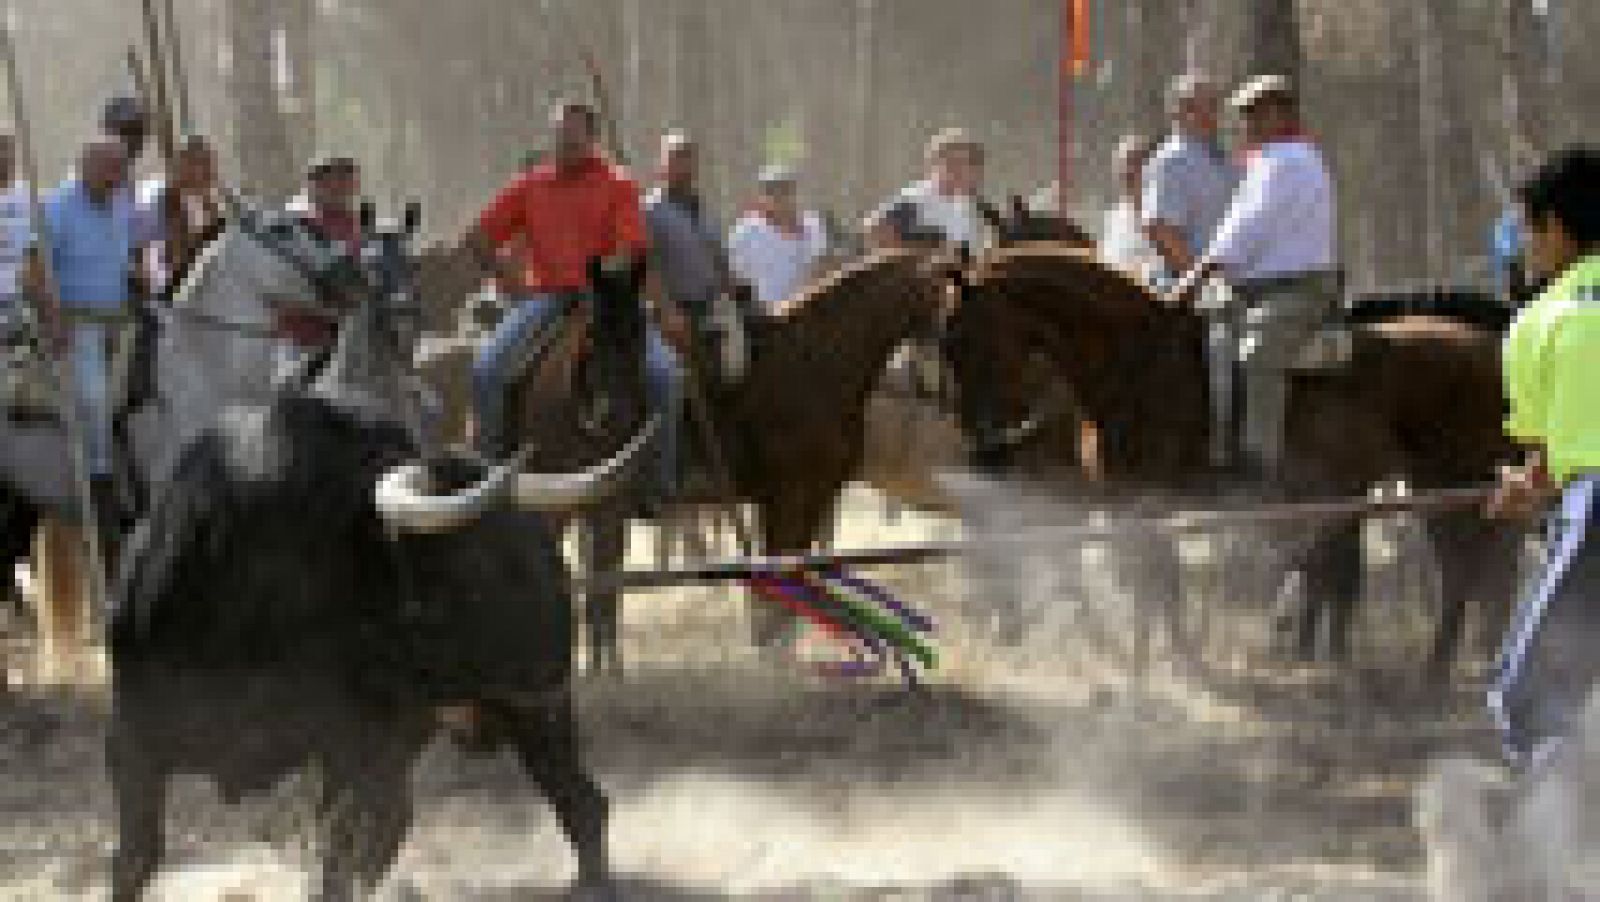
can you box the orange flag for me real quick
[1066,0,1091,76]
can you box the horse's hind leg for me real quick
[1427,513,1521,680]
[579,510,627,674]
[1298,520,1362,661]
[498,694,612,891]
[107,712,167,902]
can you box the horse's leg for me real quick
[1424,512,1474,681]
[32,517,90,678]
[1300,519,1363,662]
[753,491,834,651]
[1149,532,1191,665]
[578,508,628,675]
[1473,530,1524,665]
[108,704,167,902]
[1426,512,1522,681]
[496,694,612,893]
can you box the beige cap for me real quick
[925,127,983,161]
[1229,74,1295,111]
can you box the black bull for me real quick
[107,393,609,900]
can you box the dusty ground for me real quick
[0,485,1495,900]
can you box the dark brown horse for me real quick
[942,246,1518,674]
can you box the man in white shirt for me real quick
[1142,74,1242,468]
[0,134,33,313]
[1143,74,1238,288]
[728,166,829,311]
[1171,75,1338,478]
[865,128,994,252]
[1100,134,1160,284]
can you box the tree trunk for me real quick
[227,0,312,202]
[1501,0,1548,159]
[1246,0,1302,82]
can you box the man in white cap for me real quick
[1143,73,1237,288]
[865,127,995,252]
[728,165,830,311]
[1171,74,1338,480]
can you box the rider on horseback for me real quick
[24,139,146,555]
[465,100,679,497]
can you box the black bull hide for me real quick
[107,393,609,900]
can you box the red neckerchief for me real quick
[311,207,362,251]
[761,210,805,240]
[1239,126,1315,164]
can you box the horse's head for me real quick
[176,207,357,316]
[993,193,1096,248]
[943,246,1211,480]
[939,255,1057,473]
[311,202,429,409]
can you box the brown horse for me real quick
[942,245,1518,674]
[419,249,961,668]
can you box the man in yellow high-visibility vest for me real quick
[1487,145,1600,771]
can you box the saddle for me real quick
[1288,326,1354,371]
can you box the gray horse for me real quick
[0,212,357,646]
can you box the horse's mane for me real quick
[769,248,930,322]
[971,244,1165,325]
[168,226,234,309]
[1344,285,1514,335]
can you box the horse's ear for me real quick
[929,244,972,293]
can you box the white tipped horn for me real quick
[508,414,660,509]
[373,453,525,534]
[372,415,661,533]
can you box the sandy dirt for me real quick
[0,485,1494,900]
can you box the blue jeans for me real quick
[67,322,116,478]
[1489,476,1600,770]
[471,291,681,494]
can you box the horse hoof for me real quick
[569,875,619,902]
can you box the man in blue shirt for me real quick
[24,138,144,548]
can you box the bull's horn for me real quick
[373,452,526,534]
[372,415,661,532]
[508,414,660,510]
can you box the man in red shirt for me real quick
[466,101,679,482]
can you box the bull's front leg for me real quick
[497,694,613,896]
[107,713,167,902]
[314,728,422,901]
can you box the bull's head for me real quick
[372,250,659,533]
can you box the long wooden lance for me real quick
[160,0,191,134]
[139,0,177,169]
[577,484,1499,592]
[0,8,115,620]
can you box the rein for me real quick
[162,306,279,339]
